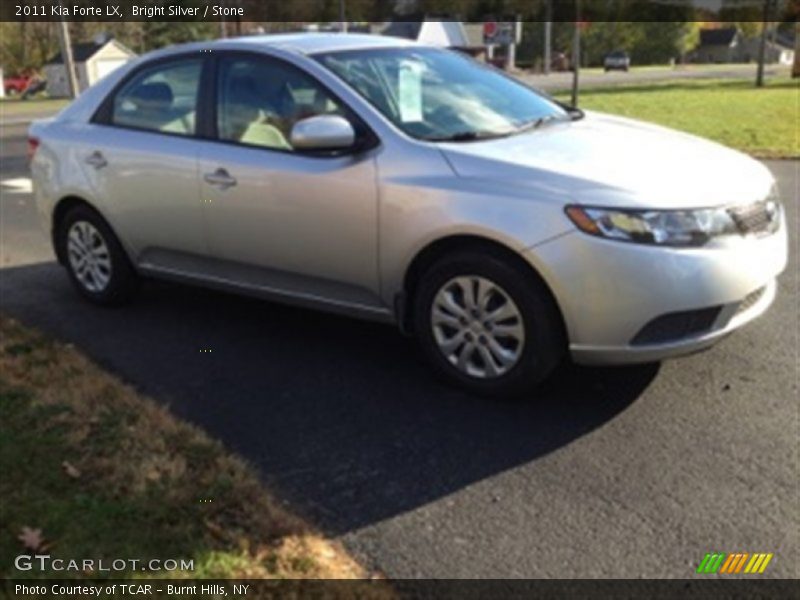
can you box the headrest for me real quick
[227,75,260,103]
[129,82,173,109]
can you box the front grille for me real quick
[728,200,779,236]
[735,286,766,316]
[631,306,723,346]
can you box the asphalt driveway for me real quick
[0,119,796,578]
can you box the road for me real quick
[517,63,789,92]
[0,120,797,578]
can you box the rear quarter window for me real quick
[111,59,202,136]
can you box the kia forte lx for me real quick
[29,34,788,397]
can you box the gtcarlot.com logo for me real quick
[15,555,194,572]
[696,552,773,575]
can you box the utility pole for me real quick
[507,17,521,71]
[544,1,552,75]
[340,0,348,33]
[56,1,78,99]
[571,1,581,107]
[218,0,227,38]
[755,0,772,88]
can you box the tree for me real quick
[0,22,56,75]
[629,22,700,65]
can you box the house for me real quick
[694,27,740,63]
[693,27,795,65]
[737,36,795,65]
[382,19,470,48]
[44,34,136,98]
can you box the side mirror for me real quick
[290,115,356,151]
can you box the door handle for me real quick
[85,151,107,169]
[203,168,237,190]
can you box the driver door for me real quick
[196,53,382,311]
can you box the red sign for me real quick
[483,21,517,45]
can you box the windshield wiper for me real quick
[565,106,585,120]
[512,115,558,135]
[423,130,507,142]
[423,113,568,143]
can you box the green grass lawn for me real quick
[554,77,799,158]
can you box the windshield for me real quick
[314,47,568,141]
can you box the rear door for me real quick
[82,55,208,269]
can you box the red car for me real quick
[4,74,33,95]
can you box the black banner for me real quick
[1,0,798,22]
[2,579,799,600]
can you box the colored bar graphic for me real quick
[697,553,712,574]
[733,553,749,573]
[758,553,774,573]
[701,552,774,575]
[719,554,736,574]
[744,554,761,573]
[698,553,727,574]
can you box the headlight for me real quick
[565,205,740,247]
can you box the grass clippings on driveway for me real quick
[0,315,384,586]
[555,77,799,159]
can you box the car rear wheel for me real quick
[57,205,139,306]
[413,251,565,399]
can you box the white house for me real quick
[383,19,470,47]
[45,35,136,98]
[694,27,795,65]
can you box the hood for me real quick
[439,111,774,209]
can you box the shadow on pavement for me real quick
[0,262,659,534]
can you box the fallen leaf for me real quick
[62,461,81,479]
[203,519,228,542]
[18,527,44,552]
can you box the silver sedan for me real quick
[29,34,788,397]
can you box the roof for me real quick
[47,38,134,64]
[775,33,794,50]
[227,33,417,55]
[382,21,423,40]
[698,27,738,47]
[130,33,422,68]
[462,23,485,47]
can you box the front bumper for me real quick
[524,216,788,365]
[570,279,776,365]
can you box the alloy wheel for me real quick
[67,220,112,293]
[430,276,525,379]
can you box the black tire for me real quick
[413,250,565,399]
[56,204,140,306]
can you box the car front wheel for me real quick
[413,251,565,398]
[57,205,139,305]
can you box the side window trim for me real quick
[91,52,210,140]
[210,50,379,157]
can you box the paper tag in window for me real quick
[398,61,423,123]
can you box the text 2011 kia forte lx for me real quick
[29,34,788,397]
